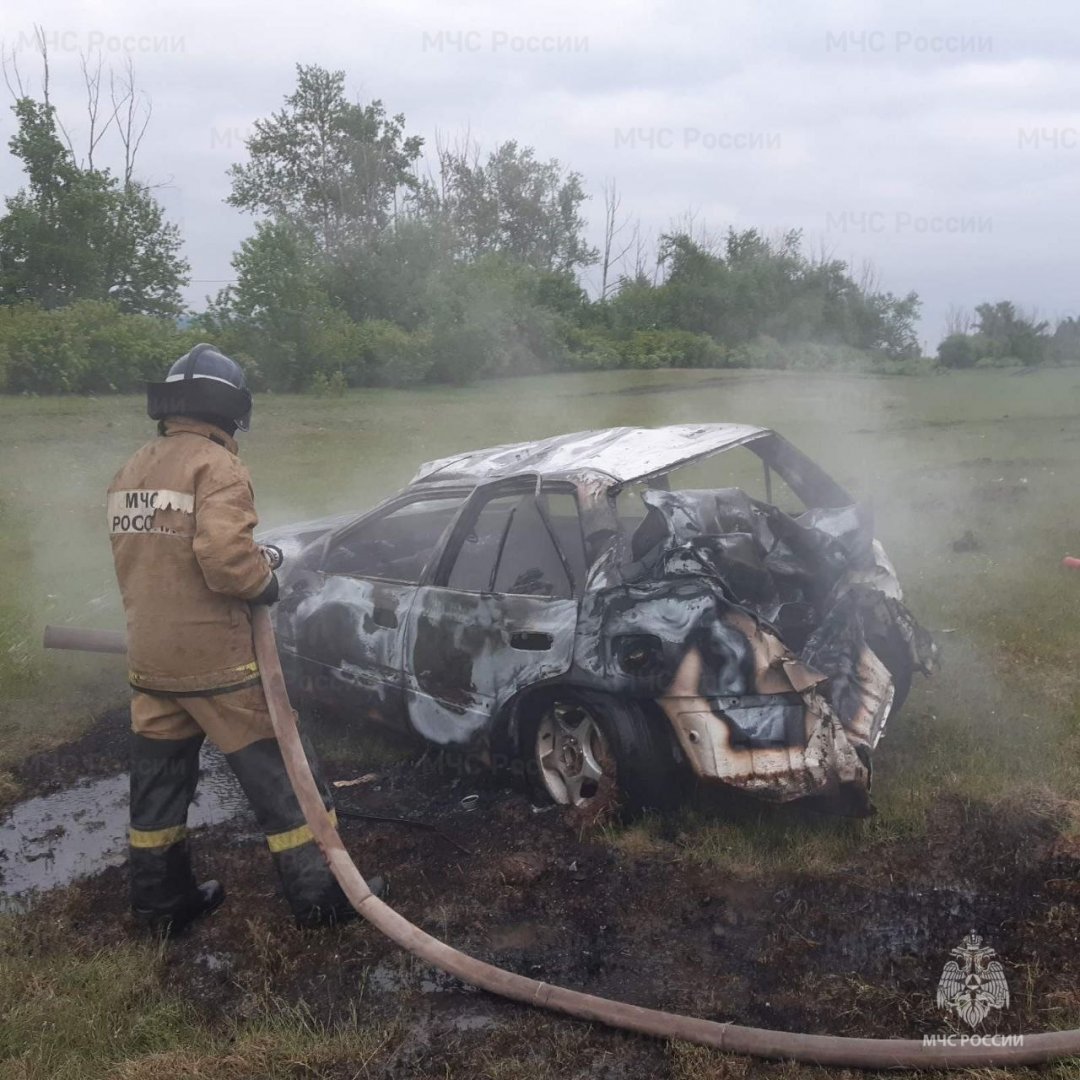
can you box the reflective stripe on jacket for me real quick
[108,417,272,694]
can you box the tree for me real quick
[642,227,921,359]
[222,64,428,340]
[417,138,598,273]
[219,75,595,384]
[0,97,188,315]
[974,300,1049,366]
[227,64,424,257]
[327,213,456,327]
[1050,316,1080,363]
[202,218,329,389]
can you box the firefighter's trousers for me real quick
[129,684,345,922]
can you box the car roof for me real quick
[410,423,770,487]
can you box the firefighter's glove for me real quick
[251,572,280,606]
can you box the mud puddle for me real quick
[0,743,254,901]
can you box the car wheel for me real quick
[524,691,682,819]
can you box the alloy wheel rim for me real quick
[535,703,613,806]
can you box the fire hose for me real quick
[43,613,1080,1069]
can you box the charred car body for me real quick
[265,425,934,816]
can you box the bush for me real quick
[603,277,671,335]
[200,307,436,391]
[309,369,349,396]
[937,333,979,369]
[419,256,575,382]
[618,329,730,369]
[727,336,925,373]
[0,304,82,392]
[0,301,197,393]
[304,308,371,387]
[426,321,494,385]
[357,320,433,387]
[564,327,623,371]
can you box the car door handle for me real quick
[509,630,553,651]
[371,607,398,629]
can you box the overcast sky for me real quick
[2,0,1076,347]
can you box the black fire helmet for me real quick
[146,344,253,432]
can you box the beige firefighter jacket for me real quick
[108,417,273,694]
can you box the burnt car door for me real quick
[404,478,586,745]
[289,492,467,729]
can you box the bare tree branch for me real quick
[81,50,120,170]
[4,32,158,187]
[34,26,49,106]
[598,178,636,300]
[128,95,151,185]
[110,55,151,185]
[856,258,881,296]
[806,235,838,268]
[944,304,973,336]
[625,219,661,286]
[1,43,29,101]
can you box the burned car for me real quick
[264,424,934,816]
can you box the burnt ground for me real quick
[12,703,130,800]
[8,707,1080,1077]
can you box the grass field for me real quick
[4,366,1080,810]
[4,367,1080,1078]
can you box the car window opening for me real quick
[617,444,812,561]
[448,490,577,599]
[323,495,466,582]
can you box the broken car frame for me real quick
[263,424,935,814]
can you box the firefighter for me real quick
[108,343,376,934]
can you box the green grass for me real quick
[7,904,1080,1080]
[0,913,399,1080]
[4,367,1080,826]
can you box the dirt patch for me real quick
[13,705,130,800]
[7,730,1080,1074]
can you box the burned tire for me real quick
[522,690,682,820]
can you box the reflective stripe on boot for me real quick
[129,732,202,914]
[226,736,348,921]
[266,809,338,853]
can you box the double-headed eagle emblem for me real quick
[936,930,1010,1027]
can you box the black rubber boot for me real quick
[226,732,353,924]
[293,874,386,930]
[134,879,226,936]
[129,732,206,923]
